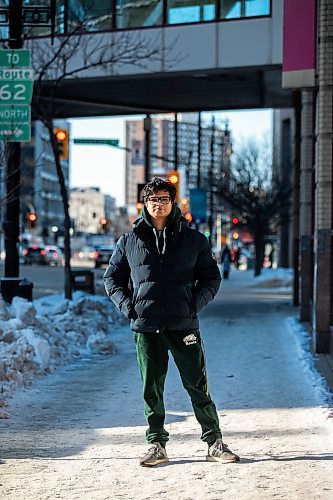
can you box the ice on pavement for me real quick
[0,268,331,415]
[251,266,294,291]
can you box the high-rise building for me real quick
[125,113,232,219]
[20,120,70,242]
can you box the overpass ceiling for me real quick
[34,66,293,119]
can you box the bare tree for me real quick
[27,26,175,299]
[216,138,291,276]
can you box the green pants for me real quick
[134,329,222,445]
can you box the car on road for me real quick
[22,244,48,265]
[45,245,65,267]
[93,245,114,268]
[22,244,65,266]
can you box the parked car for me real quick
[22,244,48,265]
[45,245,65,267]
[93,245,114,268]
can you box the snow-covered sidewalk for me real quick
[1,269,333,499]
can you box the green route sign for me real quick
[74,138,119,147]
[0,123,31,142]
[0,80,34,104]
[0,63,34,105]
[0,104,31,122]
[0,49,31,68]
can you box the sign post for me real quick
[73,138,119,147]
[3,0,24,279]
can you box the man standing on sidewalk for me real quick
[103,177,239,467]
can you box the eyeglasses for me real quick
[147,196,171,205]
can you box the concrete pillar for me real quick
[300,90,315,322]
[279,118,292,268]
[313,0,333,353]
[292,92,301,307]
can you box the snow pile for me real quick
[251,267,293,289]
[286,317,333,407]
[0,292,125,406]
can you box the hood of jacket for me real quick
[132,204,188,253]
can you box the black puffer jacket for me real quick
[103,205,221,332]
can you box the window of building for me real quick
[67,0,113,32]
[223,0,270,20]
[168,1,215,25]
[22,0,271,37]
[116,0,163,29]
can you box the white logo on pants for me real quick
[183,333,197,345]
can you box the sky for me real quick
[69,109,272,206]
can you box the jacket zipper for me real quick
[160,255,165,329]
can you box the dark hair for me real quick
[142,177,176,202]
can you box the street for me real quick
[0,261,107,299]
[1,270,332,499]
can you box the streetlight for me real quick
[52,225,59,243]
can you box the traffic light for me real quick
[167,170,180,202]
[136,183,145,214]
[100,217,107,232]
[136,202,143,214]
[184,212,193,223]
[232,217,239,225]
[27,212,37,229]
[180,197,189,213]
[54,128,69,160]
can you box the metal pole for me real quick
[144,114,151,184]
[197,112,201,189]
[208,116,215,247]
[174,112,178,171]
[185,149,192,198]
[4,0,23,278]
[216,212,222,261]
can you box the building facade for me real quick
[70,187,116,235]
[20,120,70,242]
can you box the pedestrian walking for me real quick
[233,247,240,269]
[103,177,239,467]
[221,245,232,279]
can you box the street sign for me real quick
[0,123,31,142]
[131,139,144,165]
[0,68,34,79]
[190,188,207,223]
[74,138,119,147]
[0,49,31,68]
[23,7,51,25]
[0,104,31,122]
[0,80,34,104]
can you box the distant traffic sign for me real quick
[0,49,31,68]
[74,138,119,147]
[0,123,31,142]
